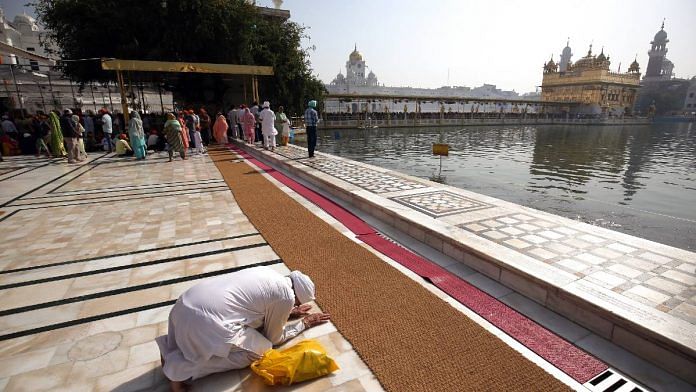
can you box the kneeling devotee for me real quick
[156,266,330,391]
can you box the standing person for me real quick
[237,105,245,139]
[83,110,95,137]
[156,267,329,392]
[193,127,204,155]
[60,109,80,163]
[242,107,256,145]
[101,108,113,152]
[213,112,228,145]
[304,100,319,158]
[199,108,211,146]
[48,111,66,158]
[72,114,88,161]
[177,112,190,152]
[227,105,238,140]
[32,114,52,158]
[277,106,291,146]
[259,101,276,151]
[163,113,186,162]
[250,101,261,144]
[128,111,147,160]
[1,115,18,141]
[185,110,196,154]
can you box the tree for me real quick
[32,0,325,114]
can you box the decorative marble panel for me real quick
[390,190,493,218]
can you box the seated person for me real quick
[115,134,133,156]
[147,130,160,151]
[156,267,330,392]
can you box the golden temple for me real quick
[541,45,641,115]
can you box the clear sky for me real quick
[254,0,696,93]
[4,0,695,93]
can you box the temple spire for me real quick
[661,18,665,30]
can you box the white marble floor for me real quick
[0,153,380,392]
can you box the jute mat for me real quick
[210,148,570,392]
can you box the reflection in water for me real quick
[303,123,696,251]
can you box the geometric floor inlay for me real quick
[300,156,427,194]
[390,190,493,218]
[458,213,695,321]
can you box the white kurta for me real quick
[156,266,305,381]
[259,109,276,136]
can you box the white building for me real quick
[0,8,54,70]
[325,46,524,113]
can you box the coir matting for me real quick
[210,147,571,391]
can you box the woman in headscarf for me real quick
[128,111,147,160]
[48,111,67,158]
[177,112,190,151]
[242,107,256,145]
[213,112,228,145]
[277,106,291,146]
[72,114,88,161]
[163,113,186,162]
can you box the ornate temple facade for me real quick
[541,44,641,115]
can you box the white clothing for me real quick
[147,134,159,147]
[259,109,276,136]
[156,266,305,382]
[264,134,276,149]
[102,114,113,134]
[193,131,204,154]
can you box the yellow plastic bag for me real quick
[251,339,339,386]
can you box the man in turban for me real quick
[156,266,330,391]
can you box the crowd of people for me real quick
[0,99,320,163]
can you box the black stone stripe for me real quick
[5,189,230,210]
[12,186,230,207]
[45,162,103,194]
[0,241,268,289]
[42,179,224,197]
[0,259,282,341]
[0,232,259,275]
[0,153,109,208]
[0,209,20,224]
[0,165,48,182]
[589,370,613,386]
[0,257,283,316]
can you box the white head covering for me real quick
[289,271,315,304]
[262,101,270,108]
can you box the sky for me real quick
[3,0,695,93]
[256,0,696,93]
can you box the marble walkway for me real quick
[241,143,696,385]
[0,153,381,391]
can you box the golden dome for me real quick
[349,44,363,62]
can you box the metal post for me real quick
[116,70,130,123]
[36,81,46,113]
[107,83,113,112]
[89,83,97,111]
[158,82,164,114]
[47,72,57,110]
[9,64,24,114]
[68,78,77,110]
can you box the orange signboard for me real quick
[432,143,449,156]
